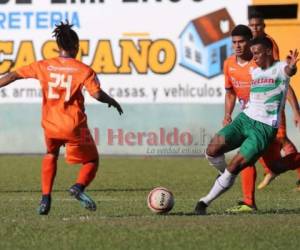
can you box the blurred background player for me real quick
[223,25,300,213]
[248,11,300,190]
[0,21,123,215]
[195,37,299,215]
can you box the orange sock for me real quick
[241,166,256,207]
[76,161,98,187]
[41,154,57,195]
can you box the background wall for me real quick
[1,0,299,155]
[0,104,299,155]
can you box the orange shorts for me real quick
[44,127,99,164]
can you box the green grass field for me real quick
[1,156,300,250]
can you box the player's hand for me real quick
[108,98,123,115]
[287,49,299,68]
[222,115,232,127]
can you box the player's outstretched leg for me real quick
[281,140,300,190]
[195,168,237,215]
[280,138,300,190]
[38,194,51,215]
[259,153,300,189]
[69,183,96,211]
[195,130,242,215]
[257,139,281,190]
[257,172,277,189]
[69,160,98,211]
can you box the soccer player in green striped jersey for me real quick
[195,37,299,215]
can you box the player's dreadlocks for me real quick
[52,20,79,51]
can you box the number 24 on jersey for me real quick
[48,73,72,101]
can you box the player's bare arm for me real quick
[223,88,236,126]
[285,49,299,76]
[92,90,123,115]
[0,72,22,88]
[286,85,300,128]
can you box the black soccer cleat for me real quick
[69,184,97,211]
[194,201,208,215]
[38,195,51,215]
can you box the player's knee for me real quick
[206,135,224,157]
[205,152,227,173]
[206,142,220,157]
[46,148,60,159]
[206,145,215,157]
[44,153,58,160]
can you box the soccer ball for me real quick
[147,187,174,214]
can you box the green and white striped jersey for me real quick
[243,61,290,128]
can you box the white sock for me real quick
[205,152,227,174]
[200,169,236,206]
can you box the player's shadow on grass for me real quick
[210,208,300,216]
[257,208,300,215]
[168,212,196,216]
[0,188,151,193]
[168,208,300,216]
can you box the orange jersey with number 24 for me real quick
[16,57,101,140]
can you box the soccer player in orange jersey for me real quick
[0,21,123,215]
[222,25,300,213]
[248,12,300,190]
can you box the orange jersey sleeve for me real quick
[83,69,101,96]
[16,61,40,79]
